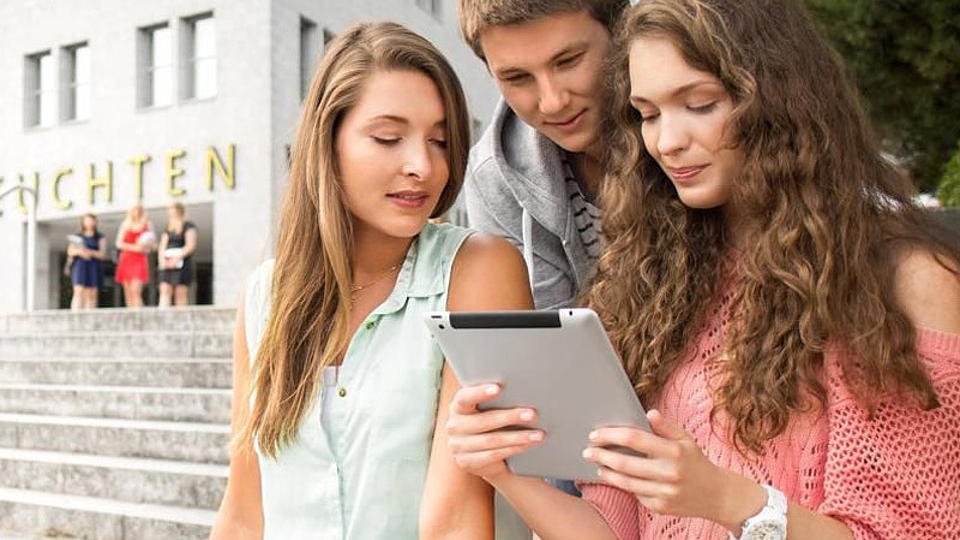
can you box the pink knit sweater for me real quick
[580,296,960,539]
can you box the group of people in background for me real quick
[66,202,198,310]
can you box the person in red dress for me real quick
[114,204,154,308]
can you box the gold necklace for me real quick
[350,263,401,295]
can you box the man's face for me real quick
[480,10,612,154]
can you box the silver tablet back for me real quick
[424,309,649,482]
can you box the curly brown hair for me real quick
[587,0,960,454]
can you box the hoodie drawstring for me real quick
[521,208,534,295]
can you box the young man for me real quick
[455,2,628,538]
[459,0,628,309]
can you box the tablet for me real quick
[423,308,650,482]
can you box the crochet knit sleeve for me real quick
[578,482,640,540]
[816,327,960,539]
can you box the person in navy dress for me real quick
[67,213,106,310]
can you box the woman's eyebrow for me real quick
[630,80,722,105]
[366,114,409,125]
[365,115,447,131]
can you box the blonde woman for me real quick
[158,202,198,307]
[114,204,153,308]
[210,22,531,539]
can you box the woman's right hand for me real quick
[445,383,544,481]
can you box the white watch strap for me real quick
[765,485,788,516]
[736,485,788,540]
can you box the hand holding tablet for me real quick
[426,309,651,482]
[444,382,544,481]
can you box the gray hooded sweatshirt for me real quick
[465,100,596,309]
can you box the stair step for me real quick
[0,358,232,388]
[0,414,230,464]
[0,307,235,335]
[0,332,232,359]
[0,308,236,538]
[0,487,212,539]
[0,448,226,510]
[0,384,231,423]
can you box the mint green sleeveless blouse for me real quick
[244,223,472,538]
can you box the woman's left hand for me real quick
[582,409,765,531]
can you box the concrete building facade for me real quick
[0,0,498,313]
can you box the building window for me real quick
[25,51,55,127]
[415,0,442,19]
[182,13,216,100]
[62,43,90,121]
[138,24,172,107]
[300,17,319,100]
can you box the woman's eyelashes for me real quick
[371,135,401,145]
[636,101,718,122]
[689,101,718,114]
[370,135,447,149]
[637,108,659,122]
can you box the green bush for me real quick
[802,0,960,192]
[938,141,960,207]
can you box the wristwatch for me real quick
[734,484,787,540]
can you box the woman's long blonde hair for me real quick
[239,22,470,457]
[122,205,146,229]
[587,0,960,454]
[166,202,185,234]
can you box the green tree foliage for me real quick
[938,141,960,207]
[801,0,960,192]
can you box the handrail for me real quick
[0,184,38,312]
[0,185,27,200]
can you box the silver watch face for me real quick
[742,522,787,540]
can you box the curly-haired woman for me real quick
[444,1,960,538]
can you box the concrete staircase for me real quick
[0,307,235,539]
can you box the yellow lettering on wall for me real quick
[128,154,151,202]
[206,144,236,191]
[87,162,113,205]
[51,167,74,210]
[167,149,187,197]
[17,173,40,215]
